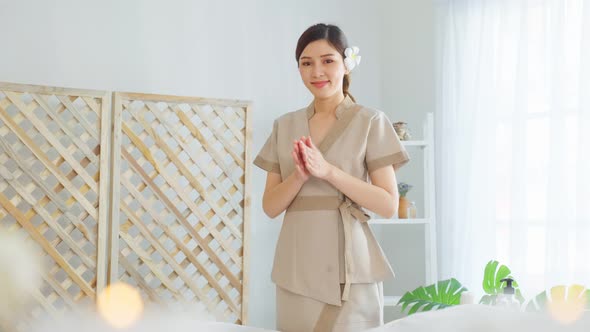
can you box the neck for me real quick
[313,93,345,115]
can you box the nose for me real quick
[311,63,325,78]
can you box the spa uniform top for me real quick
[253,96,410,306]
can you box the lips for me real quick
[311,81,329,88]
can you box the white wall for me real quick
[380,0,436,217]
[0,0,435,328]
[377,0,436,322]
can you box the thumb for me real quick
[306,136,314,148]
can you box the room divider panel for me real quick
[0,82,252,328]
[109,92,252,324]
[0,82,111,322]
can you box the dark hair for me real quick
[295,23,355,102]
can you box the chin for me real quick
[310,89,337,99]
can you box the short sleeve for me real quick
[253,119,281,174]
[365,112,410,172]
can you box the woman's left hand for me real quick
[298,136,333,180]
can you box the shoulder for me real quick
[354,104,389,124]
[273,107,307,125]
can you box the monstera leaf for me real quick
[526,285,589,312]
[526,285,589,324]
[526,289,548,312]
[397,278,468,315]
[479,260,525,305]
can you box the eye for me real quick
[324,59,334,64]
[301,61,311,66]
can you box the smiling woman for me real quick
[295,24,356,103]
[253,23,410,332]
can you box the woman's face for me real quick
[298,39,348,100]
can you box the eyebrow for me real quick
[299,54,337,60]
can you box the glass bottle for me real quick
[407,201,417,219]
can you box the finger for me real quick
[299,141,308,158]
[295,142,307,162]
[299,137,307,147]
[292,151,302,167]
[305,136,314,148]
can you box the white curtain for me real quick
[435,0,590,299]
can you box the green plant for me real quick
[398,182,412,197]
[397,278,468,315]
[397,260,590,316]
[397,260,522,316]
[526,285,590,312]
[480,260,524,305]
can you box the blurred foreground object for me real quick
[0,228,42,325]
[97,282,144,329]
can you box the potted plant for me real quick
[396,260,589,318]
[397,260,523,315]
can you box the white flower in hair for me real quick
[344,46,361,71]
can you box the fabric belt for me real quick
[286,195,370,301]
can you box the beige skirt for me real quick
[276,283,384,332]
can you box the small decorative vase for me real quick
[398,196,409,219]
[393,122,411,141]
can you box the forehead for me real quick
[300,39,340,58]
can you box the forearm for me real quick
[262,172,305,218]
[325,165,399,218]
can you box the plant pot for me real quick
[399,196,409,219]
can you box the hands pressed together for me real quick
[292,136,333,182]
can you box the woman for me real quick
[253,23,409,332]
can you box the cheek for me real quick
[299,67,309,80]
[328,66,346,80]
[330,73,344,86]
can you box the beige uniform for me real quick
[254,96,409,331]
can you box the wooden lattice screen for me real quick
[0,83,252,327]
[109,92,252,324]
[0,83,111,322]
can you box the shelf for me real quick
[401,140,428,147]
[369,218,430,225]
[384,295,402,307]
[378,113,438,288]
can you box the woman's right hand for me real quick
[292,139,310,183]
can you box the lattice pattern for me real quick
[111,93,251,324]
[0,83,110,327]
